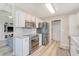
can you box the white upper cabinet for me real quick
[69,14,79,36]
[69,14,77,36]
[69,12,79,29]
[36,17,39,28]
[36,17,43,28]
[26,14,35,22]
[76,12,79,26]
[15,10,26,27]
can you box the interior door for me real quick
[52,20,61,42]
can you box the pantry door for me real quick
[52,20,61,42]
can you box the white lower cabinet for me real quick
[71,43,78,56]
[39,34,42,46]
[22,37,29,55]
[70,37,79,56]
[14,36,29,56]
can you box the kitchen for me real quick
[0,3,79,56]
[6,3,79,56]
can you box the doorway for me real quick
[52,20,61,42]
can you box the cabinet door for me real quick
[26,15,35,22]
[69,14,77,36]
[15,10,25,27]
[39,34,42,46]
[71,38,79,56]
[18,11,25,27]
[77,12,79,26]
[15,38,23,56]
[22,37,29,55]
[15,11,19,27]
[36,17,39,28]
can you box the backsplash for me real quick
[23,28,36,35]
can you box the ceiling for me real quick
[15,3,79,19]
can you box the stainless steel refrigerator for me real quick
[37,22,49,45]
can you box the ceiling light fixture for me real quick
[8,16,13,19]
[45,3,55,14]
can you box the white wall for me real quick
[45,15,70,48]
[69,13,79,36]
[45,11,79,48]
[61,16,69,48]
